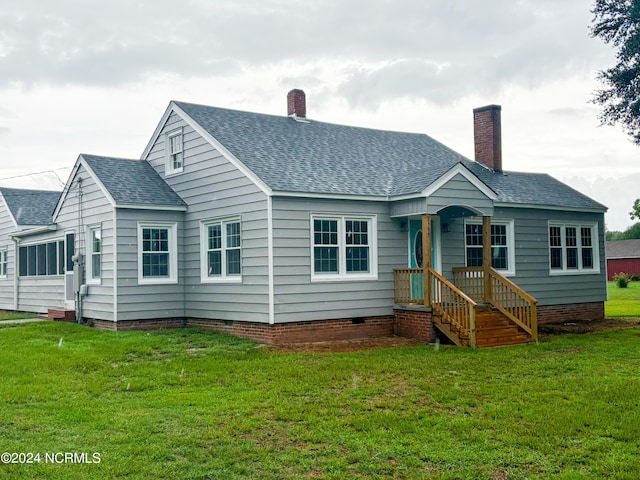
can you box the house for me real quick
[0,90,608,347]
[606,239,640,281]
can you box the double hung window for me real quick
[166,128,184,174]
[201,218,242,282]
[87,226,101,283]
[549,223,598,274]
[0,247,7,278]
[138,223,178,284]
[311,215,377,281]
[464,219,515,275]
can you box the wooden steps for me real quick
[45,309,76,321]
[434,306,532,348]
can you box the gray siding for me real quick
[115,209,185,321]
[144,112,270,323]
[14,228,65,313]
[14,165,116,317]
[0,195,16,309]
[439,207,607,306]
[426,173,494,216]
[272,196,405,323]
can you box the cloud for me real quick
[0,0,610,98]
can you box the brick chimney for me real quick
[287,89,306,118]
[473,105,502,172]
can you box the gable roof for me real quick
[170,101,606,212]
[81,155,186,209]
[0,187,61,226]
[606,239,640,259]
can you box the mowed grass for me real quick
[606,281,640,317]
[0,311,38,321]
[1,323,640,479]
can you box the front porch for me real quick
[393,214,538,348]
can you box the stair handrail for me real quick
[487,267,538,342]
[429,268,478,347]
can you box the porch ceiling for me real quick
[436,205,484,222]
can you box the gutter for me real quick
[10,224,58,239]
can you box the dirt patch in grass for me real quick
[539,317,640,335]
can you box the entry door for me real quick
[64,232,75,309]
[408,219,440,271]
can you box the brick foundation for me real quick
[393,307,435,342]
[86,316,397,344]
[188,316,395,344]
[537,301,605,325]
[87,318,186,331]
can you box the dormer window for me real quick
[166,128,184,174]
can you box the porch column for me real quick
[482,215,492,303]
[422,214,431,308]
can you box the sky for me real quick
[0,0,638,230]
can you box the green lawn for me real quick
[1,323,640,479]
[0,311,38,321]
[606,280,640,317]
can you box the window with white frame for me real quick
[200,218,242,282]
[548,222,598,274]
[18,240,65,277]
[0,247,7,278]
[88,226,101,283]
[166,128,184,174]
[138,223,178,284]
[311,215,377,281]
[464,219,515,275]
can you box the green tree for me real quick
[621,222,640,239]
[631,198,640,220]
[590,0,640,144]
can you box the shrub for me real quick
[614,272,631,288]
[628,273,640,282]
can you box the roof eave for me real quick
[10,224,58,239]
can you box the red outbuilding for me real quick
[606,239,640,281]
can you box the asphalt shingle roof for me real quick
[175,101,606,212]
[0,187,61,225]
[82,155,186,208]
[606,239,640,259]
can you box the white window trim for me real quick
[200,217,243,284]
[165,128,184,176]
[0,246,7,278]
[137,222,178,285]
[86,225,101,285]
[310,214,378,282]
[548,221,600,275]
[464,218,516,277]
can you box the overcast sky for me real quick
[1,0,638,230]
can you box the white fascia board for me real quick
[10,224,57,239]
[494,202,608,214]
[421,163,498,200]
[79,156,117,206]
[144,102,273,197]
[51,157,82,222]
[140,102,173,161]
[0,192,19,230]
[52,156,117,223]
[115,204,187,212]
[272,190,388,202]
[172,103,273,196]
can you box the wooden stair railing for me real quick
[453,267,538,343]
[429,268,478,347]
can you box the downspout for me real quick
[11,237,19,311]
